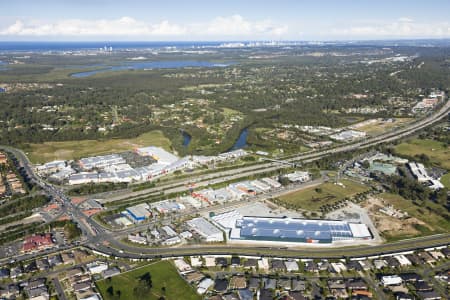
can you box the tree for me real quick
[106,286,114,296]
[133,272,152,298]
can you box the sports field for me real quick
[96,260,200,300]
[24,130,172,163]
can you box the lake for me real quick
[230,128,249,151]
[71,60,233,78]
[182,131,192,147]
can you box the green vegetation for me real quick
[275,179,370,211]
[68,182,128,196]
[440,173,450,188]
[96,260,200,300]
[395,138,450,169]
[2,46,450,157]
[52,220,82,240]
[0,195,49,218]
[24,130,172,163]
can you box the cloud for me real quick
[205,14,288,37]
[0,17,186,37]
[330,18,450,38]
[0,15,287,38]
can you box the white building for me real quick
[128,234,147,245]
[190,256,202,267]
[79,154,125,170]
[218,149,247,160]
[36,160,66,175]
[408,162,430,182]
[330,130,366,142]
[284,260,299,272]
[197,278,214,294]
[135,146,178,165]
[394,255,412,267]
[187,217,224,242]
[381,275,403,286]
[161,225,177,237]
[250,180,271,192]
[174,259,192,273]
[258,258,269,271]
[68,173,98,185]
[285,171,310,183]
[261,177,282,188]
[87,262,108,274]
[115,169,141,183]
[161,236,181,246]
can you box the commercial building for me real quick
[285,171,310,183]
[369,162,397,176]
[213,211,372,244]
[218,149,247,160]
[125,203,151,222]
[330,130,366,142]
[22,234,55,253]
[135,146,178,165]
[79,154,125,170]
[36,160,66,175]
[68,173,99,185]
[128,234,147,245]
[152,200,185,214]
[187,217,224,242]
[261,177,282,188]
[408,162,429,182]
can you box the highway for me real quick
[89,233,450,260]
[0,99,448,266]
[97,99,450,205]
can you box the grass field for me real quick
[25,130,172,163]
[439,173,450,188]
[395,138,450,169]
[96,260,200,300]
[357,118,412,135]
[380,193,450,235]
[277,179,370,211]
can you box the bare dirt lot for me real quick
[362,196,430,239]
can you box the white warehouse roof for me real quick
[135,146,178,165]
[187,217,224,242]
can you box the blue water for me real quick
[0,41,224,52]
[71,60,232,78]
[230,128,249,151]
[182,131,192,147]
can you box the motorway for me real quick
[97,99,450,205]
[0,99,449,265]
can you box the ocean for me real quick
[0,41,225,52]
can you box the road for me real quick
[0,99,448,266]
[97,99,450,205]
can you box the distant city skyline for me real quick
[1,0,449,41]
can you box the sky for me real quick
[0,0,449,41]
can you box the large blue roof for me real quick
[237,217,354,242]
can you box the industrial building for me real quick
[135,146,178,165]
[68,173,99,185]
[187,217,224,242]
[285,171,310,183]
[79,154,125,170]
[408,162,429,182]
[152,200,186,214]
[330,130,366,142]
[213,211,372,244]
[125,203,151,222]
[407,162,444,190]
